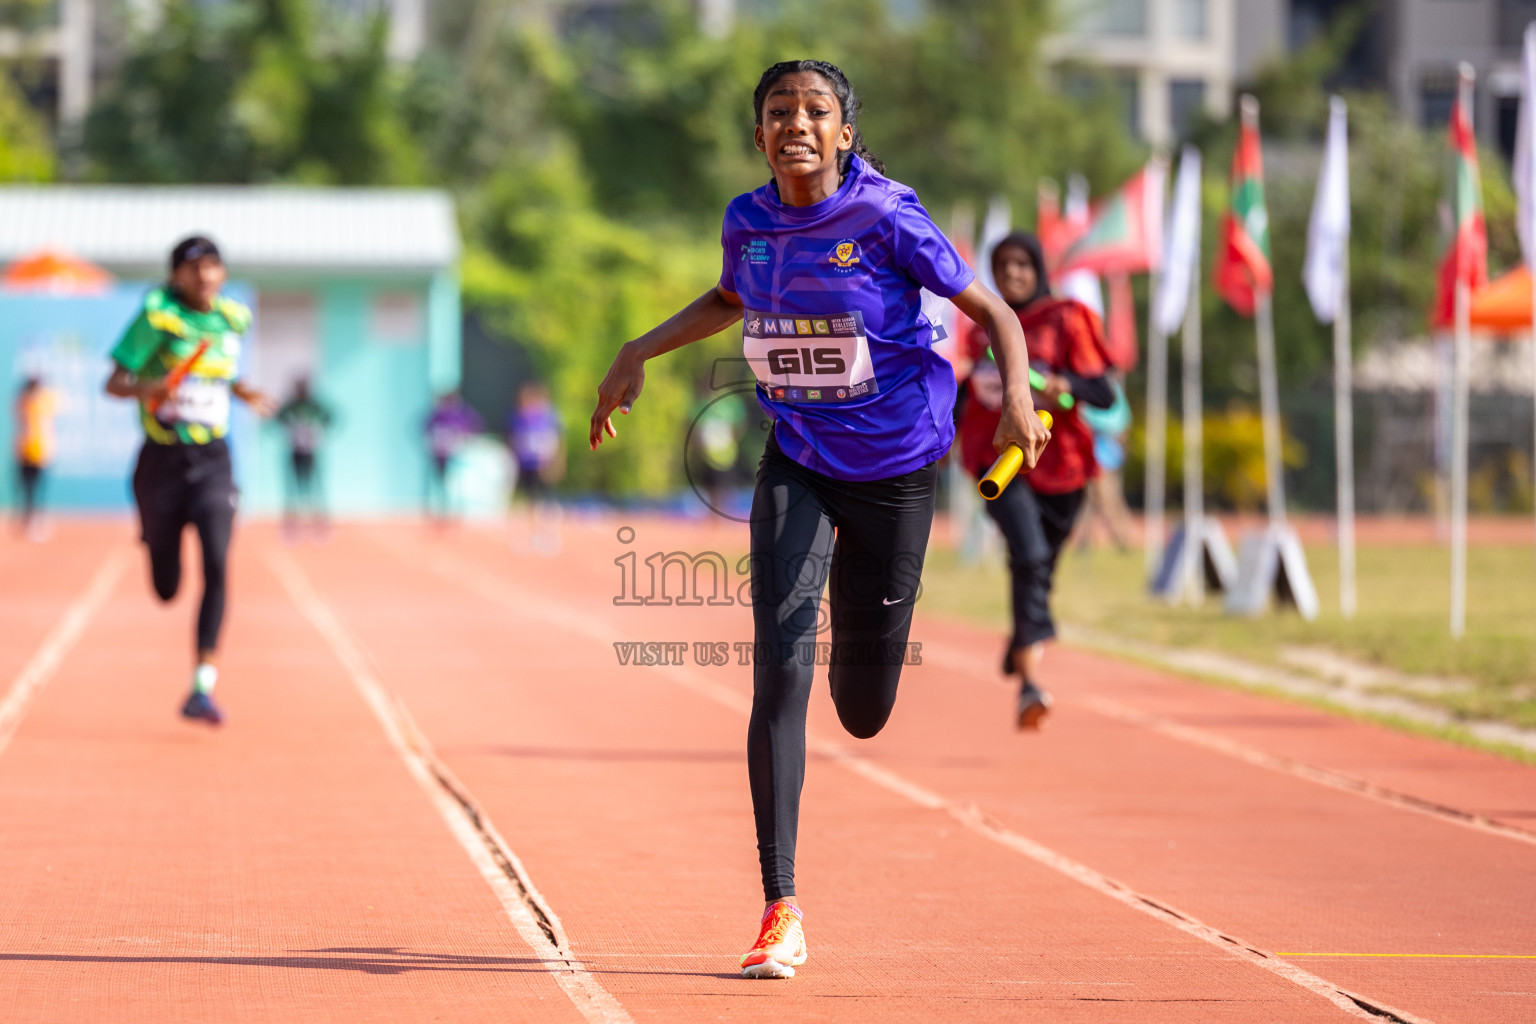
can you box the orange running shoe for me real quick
[739,901,806,979]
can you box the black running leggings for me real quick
[132,441,237,654]
[980,476,1084,657]
[17,462,42,523]
[747,435,938,900]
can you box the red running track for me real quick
[0,518,1532,1023]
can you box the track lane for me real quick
[0,524,589,1024]
[387,518,1535,1024]
[278,523,1397,1022]
[0,522,129,691]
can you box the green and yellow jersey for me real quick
[111,287,251,446]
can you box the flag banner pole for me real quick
[1254,289,1287,525]
[1335,245,1356,618]
[1221,97,1317,619]
[1524,23,1536,639]
[1182,257,1205,605]
[1452,275,1471,639]
[1449,62,1478,640]
[1144,322,1168,579]
[1306,94,1355,618]
[1142,155,1170,581]
[1523,276,1536,632]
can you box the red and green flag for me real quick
[1052,162,1164,276]
[1214,101,1273,317]
[1431,76,1488,327]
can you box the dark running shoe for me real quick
[181,690,225,726]
[1016,681,1052,731]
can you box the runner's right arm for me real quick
[104,365,170,404]
[589,285,744,450]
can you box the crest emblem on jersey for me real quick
[828,239,862,271]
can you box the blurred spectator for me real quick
[13,376,58,541]
[276,378,333,543]
[424,390,483,523]
[955,231,1116,729]
[506,381,565,552]
[1074,373,1134,552]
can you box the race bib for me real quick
[161,376,231,430]
[743,310,879,403]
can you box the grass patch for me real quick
[919,537,1536,730]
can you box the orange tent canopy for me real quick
[1,249,114,295]
[1468,264,1535,332]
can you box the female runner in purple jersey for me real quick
[590,60,1050,979]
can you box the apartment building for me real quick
[1053,0,1536,151]
[1047,0,1293,143]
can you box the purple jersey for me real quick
[425,401,483,459]
[508,401,562,472]
[719,155,974,481]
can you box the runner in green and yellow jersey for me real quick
[105,236,276,726]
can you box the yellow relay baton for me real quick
[978,410,1052,500]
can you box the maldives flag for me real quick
[1037,179,1085,266]
[1431,72,1487,328]
[1214,99,1273,317]
[1053,161,1165,276]
[1103,272,1139,370]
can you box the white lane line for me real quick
[0,548,130,760]
[267,550,632,1024]
[922,642,1536,849]
[384,535,1432,1024]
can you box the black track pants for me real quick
[17,462,42,523]
[132,440,237,653]
[980,475,1084,656]
[747,435,938,900]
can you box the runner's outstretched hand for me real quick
[588,285,743,450]
[590,343,646,450]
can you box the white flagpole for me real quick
[1243,97,1287,530]
[1335,240,1356,618]
[1307,95,1355,617]
[1255,288,1287,526]
[1145,320,1168,578]
[1452,273,1471,639]
[1182,250,1205,604]
[1143,157,1169,581]
[1450,64,1475,640]
[1523,23,1536,639]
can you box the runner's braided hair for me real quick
[752,60,885,177]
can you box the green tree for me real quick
[460,144,734,496]
[0,73,54,181]
[83,0,422,184]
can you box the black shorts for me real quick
[292,450,316,480]
[132,440,239,551]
